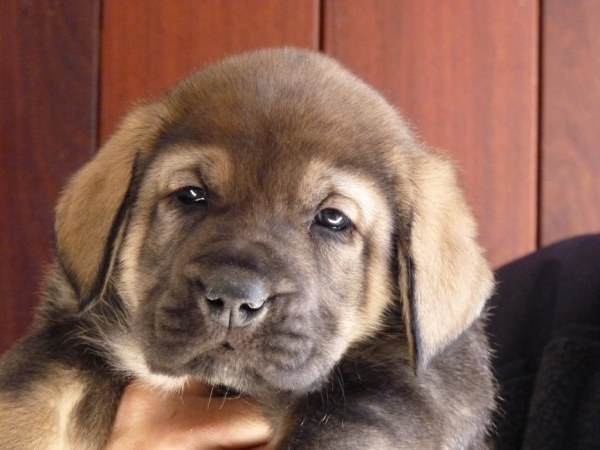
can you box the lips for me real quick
[146,317,329,393]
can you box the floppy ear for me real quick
[55,102,166,310]
[399,150,494,371]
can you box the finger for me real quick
[184,396,272,449]
[109,380,272,450]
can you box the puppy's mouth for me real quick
[181,341,328,394]
[220,341,235,351]
[144,323,331,394]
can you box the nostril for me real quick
[240,301,265,312]
[207,298,225,308]
[207,298,225,311]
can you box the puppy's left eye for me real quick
[173,186,208,204]
[314,208,351,231]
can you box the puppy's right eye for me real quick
[173,186,208,204]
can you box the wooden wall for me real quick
[100,0,320,142]
[1,0,100,354]
[323,0,539,270]
[540,0,600,246]
[1,0,599,353]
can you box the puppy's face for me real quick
[116,98,397,394]
[55,49,492,397]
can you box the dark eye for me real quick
[314,208,351,231]
[173,186,207,204]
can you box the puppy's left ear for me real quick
[398,150,494,371]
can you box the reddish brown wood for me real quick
[0,1,100,354]
[324,0,539,267]
[100,0,320,143]
[541,0,600,246]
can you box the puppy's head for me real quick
[55,49,493,394]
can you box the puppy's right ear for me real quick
[55,102,166,309]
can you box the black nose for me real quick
[202,271,269,328]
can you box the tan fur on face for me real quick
[299,159,395,345]
[118,145,234,311]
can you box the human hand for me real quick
[105,379,271,449]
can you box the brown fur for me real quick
[0,48,495,449]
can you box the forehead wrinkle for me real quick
[300,159,391,227]
[145,145,233,195]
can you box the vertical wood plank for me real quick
[100,0,320,143]
[324,0,539,267]
[541,0,600,246]
[0,0,100,353]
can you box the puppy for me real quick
[0,48,495,449]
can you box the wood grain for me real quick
[324,0,540,267]
[541,0,600,246]
[0,0,100,353]
[100,0,320,143]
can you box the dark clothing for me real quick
[489,234,600,449]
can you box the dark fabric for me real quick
[488,234,600,449]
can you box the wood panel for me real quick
[0,0,100,354]
[541,0,600,246]
[324,0,540,267]
[100,0,320,143]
